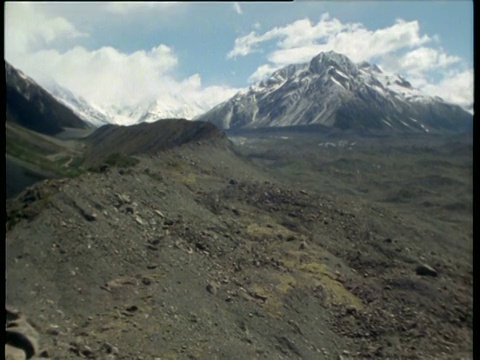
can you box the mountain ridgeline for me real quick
[11,51,472,134]
[83,119,230,167]
[5,61,230,198]
[197,51,472,133]
[5,61,90,135]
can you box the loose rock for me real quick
[206,282,218,295]
[416,264,438,277]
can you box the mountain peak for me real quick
[309,51,358,76]
[358,61,383,74]
[197,51,472,133]
[314,50,349,61]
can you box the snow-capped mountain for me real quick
[46,82,113,127]
[136,95,205,124]
[197,51,472,133]
[46,83,207,127]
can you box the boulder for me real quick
[5,308,40,359]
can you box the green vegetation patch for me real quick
[89,153,140,172]
[248,239,364,319]
[104,153,140,168]
[282,249,364,310]
[6,123,87,178]
[249,282,285,318]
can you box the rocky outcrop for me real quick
[5,307,44,359]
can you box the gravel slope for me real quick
[6,132,472,359]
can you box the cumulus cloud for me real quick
[421,69,474,110]
[14,45,180,107]
[5,2,87,57]
[12,44,239,111]
[380,47,461,76]
[228,14,342,59]
[229,14,430,65]
[227,31,267,58]
[5,2,239,115]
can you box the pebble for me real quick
[101,342,119,354]
[154,210,165,218]
[46,325,60,336]
[206,282,218,295]
[126,305,139,312]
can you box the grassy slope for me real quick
[6,121,88,198]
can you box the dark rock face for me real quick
[197,51,472,133]
[5,61,89,135]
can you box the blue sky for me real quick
[5,1,474,112]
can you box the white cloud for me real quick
[229,15,430,64]
[5,2,88,57]
[381,47,461,76]
[187,84,240,110]
[102,2,180,14]
[421,69,474,109]
[5,2,240,116]
[276,15,349,49]
[233,2,243,15]
[13,44,239,110]
[266,46,326,67]
[248,64,283,83]
[227,31,268,58]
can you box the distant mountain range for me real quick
[5,59,228,197]
[6,52,473,134]
[4,61,207,129]
[197,51,472,133]
[47,82,207,127]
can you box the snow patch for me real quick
[330,76,345,89]
[334,69,350,80]
[372,84,386,95]
[382,119,393,128]
[398,119,414,129]
[419,123,430,133]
